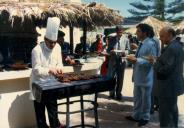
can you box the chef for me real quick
[30,17,64,128]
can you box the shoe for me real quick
[108,95,115,99]
[116,95,123,101]
[154,106,159,111]
[43,125,49,128]
[125,116,139,122]
[138,119,149,127]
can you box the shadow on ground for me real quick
[83,93,180,128]
[86,100,137,128]
[98,93,134,102]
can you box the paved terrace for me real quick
[56,68,184,128]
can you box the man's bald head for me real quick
[160,26,176,37]
[159,26,176,44]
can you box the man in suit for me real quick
[106,25,129,100]
[152,27,184,127]
[126,23,157,127]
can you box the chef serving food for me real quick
[30,17,65,128]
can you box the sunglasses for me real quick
[45,37,57,44]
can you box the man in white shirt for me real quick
[107,26,129,100]
[30,17,64,128]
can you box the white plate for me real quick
[114,50,123,53]
[141,56,151,60]
[127,54,135,57]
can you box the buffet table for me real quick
[0,57,105,128]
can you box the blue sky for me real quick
[81,0,174,17]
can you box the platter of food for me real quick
[55,73,101,83]
[9,63,29,70]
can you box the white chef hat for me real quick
[45,17,60,42]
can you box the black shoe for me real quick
[138,119,149,127]
[116,95,123,101]
[125,116,139,122]
[108,95,115,99]
[154,106,159,111]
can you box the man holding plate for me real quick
[126,23,157,127]
[106,25,130,100]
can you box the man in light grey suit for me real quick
[153,27,184,127]
[126,23,157,127]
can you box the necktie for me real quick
[135,43,142,57]
[116,39,120,50]
[118,42,121,50]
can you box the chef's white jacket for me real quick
[30,42,63,100]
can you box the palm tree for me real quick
[154,0,165,20]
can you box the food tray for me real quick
[10,64,29,70]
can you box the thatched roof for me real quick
[125,16,167,37]
[175,21,184,30]
[0,2,123,31]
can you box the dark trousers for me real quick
[108,54,126,97]
[158,97,178,128]
[34,100,60,128]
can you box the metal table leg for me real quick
[66,96,70,128]
[80,95,85,128]
[94,93,99,128]
[58,93,100,128]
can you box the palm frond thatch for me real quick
[175,21,184,30]
[0,2,123,30]
[126,16,167,37]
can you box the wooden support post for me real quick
[69,25,74,54]
[82,22,87,54]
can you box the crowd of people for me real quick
[31,16,184,128]
[126,25,183,127]
[0,16,181,128]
